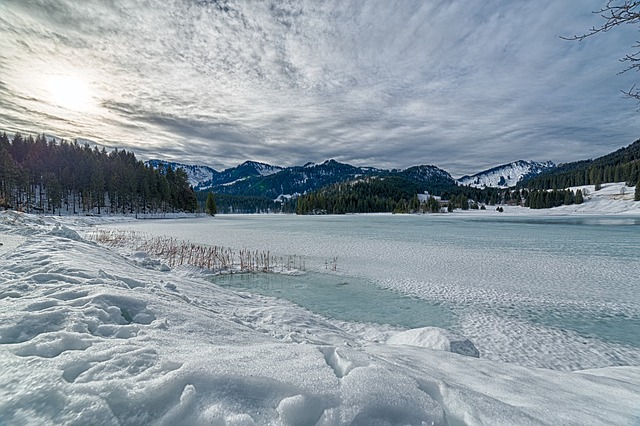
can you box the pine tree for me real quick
[409,194,420,212]
[564,190,575,205]
[635,181,640,202]
[205,192,217,216]
[575,189,584,204]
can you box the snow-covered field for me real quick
[1,195,640,424]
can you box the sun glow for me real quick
[46,75,93,112]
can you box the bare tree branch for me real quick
[561,0,640,41]
[562,1,640,100]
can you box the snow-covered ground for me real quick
[465,182,640,216]
[552,182,640,214]
[1,192,640,425]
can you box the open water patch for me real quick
[212,272,453,329]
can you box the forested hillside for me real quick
[0,132,197,214]
[523,139,640,190]
[295,176,424,214]
[295,173,517,215]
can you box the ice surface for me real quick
[1,211,639,425]
[108,212,640,370]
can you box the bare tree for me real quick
[563,1,640,100]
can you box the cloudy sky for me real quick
[1,0,639,176]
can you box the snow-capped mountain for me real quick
[196,161,284,191]
[149,158,457,198]
[146,159,219,188]
[210,160,456,199]
[244,161,283,177]
[146,160,284,190]
[212,159,383,198]
[149,157,551,197]
[457,160,556,188]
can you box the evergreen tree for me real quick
[206,192,217,216]
[594,178,602,191]
[563,190,575,205]
[409,194,420,212]
[460,194,469,210]
[635,181,640,202]
[426,196,440,213]
[575,189,584,204]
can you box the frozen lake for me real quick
[105,213,640,370]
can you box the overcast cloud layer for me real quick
[1,0,639,176]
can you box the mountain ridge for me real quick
[146,158,552,197]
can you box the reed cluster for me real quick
[87,229,307,274]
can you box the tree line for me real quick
[524,188,585,209]
[295,176,426,214]
[195,192,294,214]
[0,132,197,214]
[293,174,542,215]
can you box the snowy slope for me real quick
[146,159,218,188]
[146,159,283,190]
[1,211,639,425]
[536,182,640,215]
[242,160,283,177]
[457,160,555,188]
[194,161,285,191]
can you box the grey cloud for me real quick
[1,0,639,176]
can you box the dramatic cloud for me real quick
[1,0,639,175]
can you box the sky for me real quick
[1,0,639,177]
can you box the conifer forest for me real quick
[0,132,197,214]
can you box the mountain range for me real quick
[146,159,283,189]
[146,158,554,198]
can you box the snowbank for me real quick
[0,211,639,425]
[387,327,480,358]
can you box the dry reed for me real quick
[87,229,307,274]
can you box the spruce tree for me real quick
[563,190,574,205]
[205,192,217,216]
[575,189,584,204]
[594,178,602,191]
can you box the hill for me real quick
[522,139,640,190]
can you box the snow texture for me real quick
[0,210,639,425]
